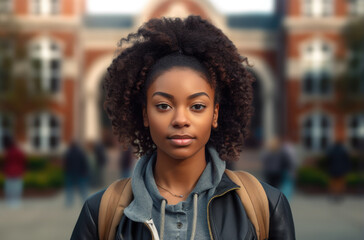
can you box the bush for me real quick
[27,156,48,171]
[24,166,64,189]
[0,173,4,187]
[297,167,330,188]
[346,172,364,188]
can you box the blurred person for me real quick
[280,136,299,200]
[64,141,90,207]
[119,145,134,178]
[262,137,291,189]
[93,141,108,187]
[85,141,98,188]
[3,136,26,208]
[72,16,295,239]
[326,138,350,200]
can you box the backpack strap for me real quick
[224,169,269,240]
[98,178,133,240]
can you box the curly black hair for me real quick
[103,15,255,161]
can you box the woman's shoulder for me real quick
[260,182,283,207]
[83,189,106,221]
[70,190,106,239]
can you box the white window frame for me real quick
[29,0,61,15]
[302,0,334,17]
[28,111,62,152]
[347,113,364,150]
[301,39,334,96]
[301,112,334,152]
[28,37,62,93]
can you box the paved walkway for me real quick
[0,189,363,240]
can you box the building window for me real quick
[303,0,334,17]
[302,113,333,151]
[28,112,61,152]
[347,50,364,95]
[348,114,364,150]
[348,0,364,16]
[302,40,333,95]
[0,114,13,152]
[30,0,60,15]
[0,40,13,92]
[29,38,61,93]
[0,0,12,14]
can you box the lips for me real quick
[168,135,195,146]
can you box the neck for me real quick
[154,148,207,194]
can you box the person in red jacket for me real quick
[3,137,26,208]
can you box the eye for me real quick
[156,103,171,111]
[191,104,206,111]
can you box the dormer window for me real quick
[303,0,334,17]
[30,0,60,15]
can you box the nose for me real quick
[171,107,190,128]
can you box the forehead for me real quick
[147,67,214,96]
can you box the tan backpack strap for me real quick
[225,169,269,240]
[98,178,133,240]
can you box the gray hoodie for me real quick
[123,146,226,240]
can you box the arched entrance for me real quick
[83,54,114,143]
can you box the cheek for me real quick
[196,116,213,142]
[147,111,169,142]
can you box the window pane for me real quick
[303,73,314,93]
[304,136,312,149]
[33,117,40,128]
[304,118,312,128]
[351,136,359,149]
[51,59,59,70]
[350,117,359,128]
[320,137,328,149]
[319,73,330,94]
[49,135,59,149]
[321,116,329,128]
[50,77,59,93]
[49,115,58,128]
[32,135,40,149]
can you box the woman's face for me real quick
[143,67,219,161]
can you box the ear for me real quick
[212,103,219,129]
[143,106,149,127]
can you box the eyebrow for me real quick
[152,91,210,100]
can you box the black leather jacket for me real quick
[71,173,295,239]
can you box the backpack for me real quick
[98,169,269,240]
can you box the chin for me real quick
[162,146,205,161]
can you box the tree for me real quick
[335,17,364,112]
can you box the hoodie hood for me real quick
[123,146,226,223]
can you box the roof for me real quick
[227,14,282,30]
[83,14,134,28]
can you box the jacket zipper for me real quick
[207,187,240,240]
[144,219,160,240]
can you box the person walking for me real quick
[3,137,26,208]
[64,141,90,206]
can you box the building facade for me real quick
[0,0,363,159]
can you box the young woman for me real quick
[71,16,295,240]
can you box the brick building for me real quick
[0,0,363,160]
